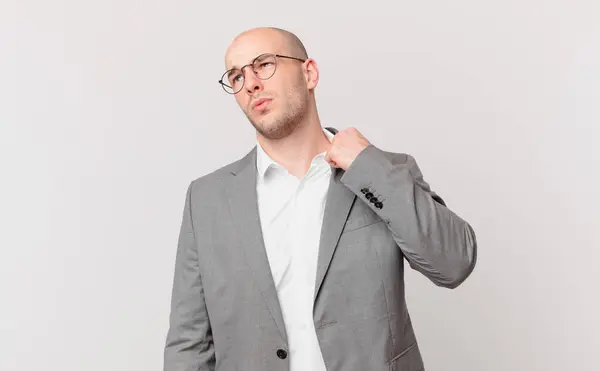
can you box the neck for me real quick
[257,110,330,179]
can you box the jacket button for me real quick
[276,349,288,359]
[365,192,373,200]
[361,187,369,194]
[370,197,378,203]
[375,202,383,209]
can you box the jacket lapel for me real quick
[313,162,356,303]
[224,127,357,340]
[225,147,288,343]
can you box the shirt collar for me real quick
[256,127,335,181]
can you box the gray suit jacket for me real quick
[164,127,477,371]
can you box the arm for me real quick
[340,144,477,289]
[164,182,215,371]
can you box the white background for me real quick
[2,1,599,370]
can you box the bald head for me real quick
[220,27,320,141]
[225,27,308,68]
[263,27,308,59]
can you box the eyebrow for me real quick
[227,58,250,71]
[228,52,276,71]
[226,69,240,78]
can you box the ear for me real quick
[304,58,319,90]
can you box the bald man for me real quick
[163,27,477,371]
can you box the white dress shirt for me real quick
[255,127,334,371]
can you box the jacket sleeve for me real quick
[164,182,216,371]
[340,144,477,289]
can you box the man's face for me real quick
[224,32,309,140]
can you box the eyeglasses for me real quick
[218,53,306,94]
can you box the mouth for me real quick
[252,98,272,111]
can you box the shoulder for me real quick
[186,146,256,195]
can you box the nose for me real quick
[242,65,263,94]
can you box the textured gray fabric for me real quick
[164,127,477,371]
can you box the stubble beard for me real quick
[247,86,308,140]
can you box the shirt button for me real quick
[276,349,288,359]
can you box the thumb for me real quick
[324,151,338,167]
[324,144,331,160]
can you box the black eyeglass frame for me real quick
[218,53,307,94]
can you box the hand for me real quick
[324,127,371,171]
